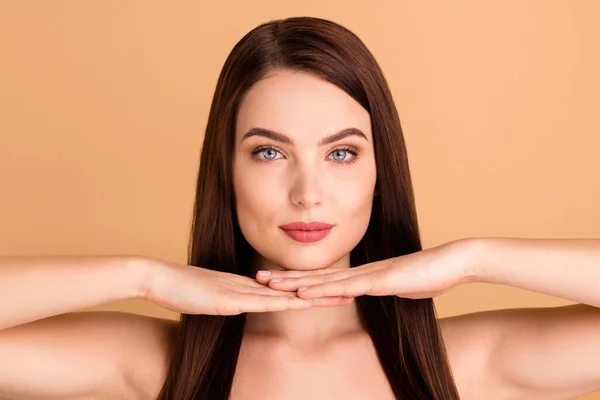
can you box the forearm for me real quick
[0,255,153,331]
[464,237,600,308]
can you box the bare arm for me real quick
[0,255,162,399]
[0,254,151,332]
[0,310,175,400]
[0,254,319,398]
[463,238,600,398]
[467,237,600,308]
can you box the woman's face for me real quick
[233,69,377,271]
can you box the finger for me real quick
[235,293,314,313]
[265,271,354,292]
[295,275,381,299]
[235,284,305,296]
[230,273,276,288]
[254,264,383,283]
[266,265,382,291]
[279,262,383,281]
[236,286,355,307]
[254,268,341,284]
[254,261,388,284]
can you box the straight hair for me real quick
[158,16,460,400]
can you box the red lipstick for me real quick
[279,221,334,243]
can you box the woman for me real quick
[1,16,599,400]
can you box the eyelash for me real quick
[250,145,359,166]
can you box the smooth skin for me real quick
[2,252,599,399]
[255,236,600,399]
[1,69,599,399]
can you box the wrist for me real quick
[452,237,492,284]
[127,256,164,301]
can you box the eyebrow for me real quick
[241,127,369,146]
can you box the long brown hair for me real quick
[158,16,460,400]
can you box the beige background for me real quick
[1,1,599,398]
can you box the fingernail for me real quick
[270,278,283,282]
[298,287,308,291]
[257,270,271,276]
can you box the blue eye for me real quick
[258,147,281,160]
[331,149,352,162]
[250,146,359,165]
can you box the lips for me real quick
[279,221,334,243]
[279,221,334,231]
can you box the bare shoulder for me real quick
[116,312,178,399]
[438,304,600,400]
[63,311,178,399]
[58,311,178,399]
[61,311,179,399]
[437,308,541,399]
[0,310,178,400]
[438,309,509,399]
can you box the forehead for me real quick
[235,69,372,142]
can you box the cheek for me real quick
[233,170,281,233]
[338,183,375,231]
[333,165,377,235]
[336,164,376,210]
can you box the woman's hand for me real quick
[140,259,353,315]
[255,239,476,300]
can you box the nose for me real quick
[289,162,323,209]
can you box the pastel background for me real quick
[1,1,598,398]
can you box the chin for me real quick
[248,237,353,271]
[271,253,348,271]
[279,264,329,271]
